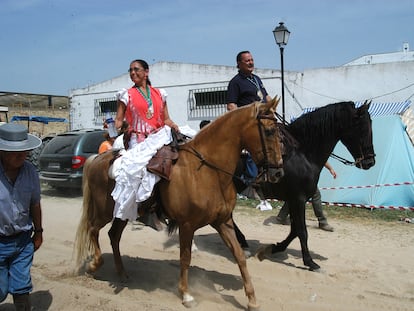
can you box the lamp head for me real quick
[273,22,290,47]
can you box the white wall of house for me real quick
[286,61,414,116]
[344,42,414,66]
[69,51,414,131]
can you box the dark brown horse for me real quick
[236,101,376,270]
[74,98,283,310]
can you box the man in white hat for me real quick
[0,123,42,310]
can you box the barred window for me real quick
[94,98,117,126]
[98,99,117,113]
[188,86,227,120]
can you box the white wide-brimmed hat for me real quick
[0,123,42,151]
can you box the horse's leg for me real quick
[88,226,104,273]
[108,217,129,280]
[289,202,320,271]
[214,219,260,311]
[257,199,319,270]
[256,199,299,261]
[272,200,301,252]
[177,225,197,308]
[232,216,252,258]
[233,218,249,248]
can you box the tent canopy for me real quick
[319,114,414,209]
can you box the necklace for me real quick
[136,85,153,119]
[246,75,263,101]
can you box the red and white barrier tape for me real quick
[320,181,414,190]
[319,181,414,210]
[266,182,414,210]
[321,202,414,211]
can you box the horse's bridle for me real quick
[330,150,376,166]
[255,113,282,181]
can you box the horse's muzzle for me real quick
[356,156,376,170]
[257,167,284,184]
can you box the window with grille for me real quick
[94,98,117,125]
[188,86,228,120]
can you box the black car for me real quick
[38,129,106,189]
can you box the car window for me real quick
[42,135,78,154]
[82,132,105,153]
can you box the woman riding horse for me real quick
[75,98,284,310]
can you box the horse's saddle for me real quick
[146,145,179,180]
[146,129,190,180]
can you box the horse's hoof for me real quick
[306,261,321,271]
[87,264,98,274]
[243,248,252,259]
[182,293,197,308]
[118,272,130,283]
[255,244,273,261]
[273,242,286,253]
[183,300,197,308]
[248,302,261,311]
[88,257,104,273]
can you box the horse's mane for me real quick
[192,103,259,141]
[286,101,355,151]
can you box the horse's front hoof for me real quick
[248,302,261,311]
[306,260,321,271]
[182,293,197,308]
[255,244,273,261]
[117,271,130,283]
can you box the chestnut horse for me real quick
[74,99,283,310]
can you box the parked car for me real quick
[38,129,106,189]
[28,133,57,171]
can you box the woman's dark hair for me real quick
[131,59,149,70]
[120,120,129,133]
[130,59,152,85]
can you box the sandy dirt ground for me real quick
[1,187,413,311]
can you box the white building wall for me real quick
[69,62,282,131]
[69,58,414,131]
[344,43,414,66]
[285,61,414,117]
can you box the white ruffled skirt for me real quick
[111,126,172,221]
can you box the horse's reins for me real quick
[180,113,278,182]
[330,151,376,167]
[329,153,356,166]
[181,146,242,181]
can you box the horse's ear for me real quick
[358,100,371,115]
[266,96,280,112]
[363,99,372,108]
[272,96,280,110]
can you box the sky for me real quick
[1,0,413,96]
